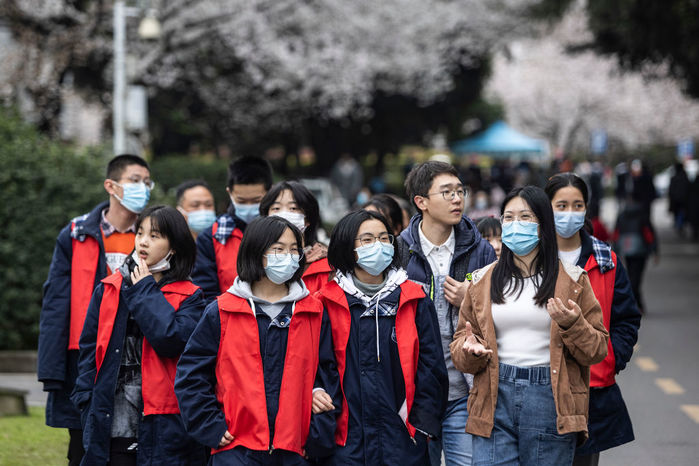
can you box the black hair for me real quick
[476,216,502,239]
[364,194,403,236]
[236,216,306,285]
[491,186,558,307]
[106,154,150,180]
[544,172,589,205]
[134,205,196,285]
[259,181,320,246]
[175,179,212,205]
[404,161,460,210]
[327,210,400,275]
[227,156,273,190]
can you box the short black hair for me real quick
[236,216,306,285]
[259,181,321,246]
[135,205,196,285]
[404,161,460,210]
[227,156,273,190]
[175,179,212,206]
[491,186,558,307]
[476,216,502,238]
[364,194,403,236]
[106,154,150,180]
[327,210,400,275]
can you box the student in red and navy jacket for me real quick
[72,206,207,466]
[175,216,339,465]
[191,156,273,303]
[316,210,448,465]
[260,181,333,293]
[546,174,641,466]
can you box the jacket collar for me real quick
[580,229,614,274]
[401,213,482,260]
[70,201,109,241]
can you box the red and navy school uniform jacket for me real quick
[174,288,340,461]
[71,272,206,465]
[191,207,246,303]
[38,201,110,429]
[317,278,448,466]
[302,258,332,294]
[575,229,641,455]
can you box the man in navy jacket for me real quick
[38,154,151,465]
[396,160,496,466]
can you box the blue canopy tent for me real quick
[451,121,548,158]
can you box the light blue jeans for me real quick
[428,395,473,466]
[472,363,576,466]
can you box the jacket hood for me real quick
[227,276,309,305]
[333,267,408,305]
[400,213,483,257]
[70,201,110,240]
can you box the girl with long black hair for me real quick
[451,186,609,465]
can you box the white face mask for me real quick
[132,250,173,273]
[272,211,307,232]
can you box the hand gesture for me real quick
[461,321,493,357]
[312,389,334,414]
[546,298,581,329]
[130,257,152,284]
[218,430,234,448]
[444,276,469,308]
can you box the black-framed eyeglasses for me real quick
[355,233,394,247]
[425,189,467,201]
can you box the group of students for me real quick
[38,154,641,466]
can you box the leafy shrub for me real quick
[0,109,107,349]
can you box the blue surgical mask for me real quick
[355,241,394,276]
[501,221,540,256]
[187,209,217,234]
[115,182,150,213]
[554,211,586,239]
[264,253,300,284]
[232,200,260,224]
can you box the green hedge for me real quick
[0,109,107,350]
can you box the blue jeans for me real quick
[428,395,473,466]
[472,363,576,466]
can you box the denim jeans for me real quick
[428,395,473,466]
[472,363,576,466]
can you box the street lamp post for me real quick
[112,1,160,155]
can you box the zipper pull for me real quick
[269,444,274,454]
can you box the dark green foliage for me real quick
[0,108,106,350]
[150,156,231,213]
[587,0,699,97]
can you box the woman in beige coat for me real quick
[450,186,608,466]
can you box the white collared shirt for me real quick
[418,221,455,276]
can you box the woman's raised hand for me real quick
[546,297,581,329]
[461,321,493,356]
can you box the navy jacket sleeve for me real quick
[71,283,104,413]
[609,260,642,373]
[38,224,73,389]
[174,301,228,449]
[306,308,340,458]
[191,228,221,304]
[469,238,497,272]
[122,277,205,358]
[409,297,448,437]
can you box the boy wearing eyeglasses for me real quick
[396,160,496,466]
[38,154,153,466]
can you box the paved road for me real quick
[2,198,697,465]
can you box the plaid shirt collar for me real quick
[590,235,615,273]
[213,213,236,244]
[100,208,136,237]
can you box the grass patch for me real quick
[0,407,67,465]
